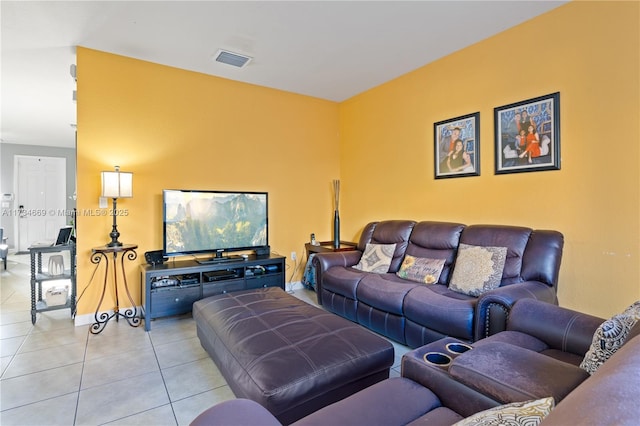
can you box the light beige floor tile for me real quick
[75,370,170,426]
[0,335,25,357]
[105,404,177,426]
[2,341,86,379]
[0,300,31,314]
[392,341,410,369]
[81,346,159,389]
[31,309,77,332]
[148,315,197,346]
[0,253,412,425]
[0,391,78,426]
[0,309,31,326]
[294,288,320,306]
[0,281,28,296]
[162,357,228,402]
[390,366,401,378]
[172,386,235,426]
[87,318,146,340]
[19,324,88,353]
[154,336,208,369]
[0,320,32,339]
[1,355,12,376]
[0,287,31,305]
[0,363,83,410]
[85,324,152,360]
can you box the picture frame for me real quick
[494,92,560,174]
[434,112,480,179]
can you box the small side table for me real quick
[90,244,141,334]
[305,240,358,259]
[303,241,358,291]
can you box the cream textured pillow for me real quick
[580,300,640,374]
[396,255,445,284]
[453,397,555,426]
[353,243,396,273]
[449,243,507,296]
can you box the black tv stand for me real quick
[196,254,244,264]
[140,254,285,331]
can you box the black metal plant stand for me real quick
[89,244,140,334]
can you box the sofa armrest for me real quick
[473,281,559,340]
[190,399,282,426]
[542,335,640,425]
[312,250,362,305]
[506,298,603,356]
[401,342,501,417]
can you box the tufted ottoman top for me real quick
[193,287,394,423]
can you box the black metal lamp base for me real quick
[106,197,123,247]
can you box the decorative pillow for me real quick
[396,255,445,284]
[449,243,507,296]
[453,397,555,426]
[352,243,396,273]
[580,300,640,374]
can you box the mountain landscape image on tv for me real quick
[163,190,268,256]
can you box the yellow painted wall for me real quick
[338,1,640,318]
[77,1,639,320]
[76,48,340,316]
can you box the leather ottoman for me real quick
[193,287,394,424]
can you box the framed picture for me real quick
[494,92,560,174]
[434,112,480,179]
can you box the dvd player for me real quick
[178,274,199,285]
[203,270,238,282]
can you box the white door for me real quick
[15,155,67,251]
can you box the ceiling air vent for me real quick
[213,49,252,68]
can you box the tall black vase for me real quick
[333,210,340,249]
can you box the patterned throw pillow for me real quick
[396,255,445,284]
[449,243,507,296]
[353,243,396,273]
[580,300,640,374]
[453,397,555,426]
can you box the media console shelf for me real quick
[140,254,285,331]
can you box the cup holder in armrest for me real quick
[446,342,473,355]
[423,352,452,367]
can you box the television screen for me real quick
[163,190,268,258]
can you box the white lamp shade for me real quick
[101,171,133,198]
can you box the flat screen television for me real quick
[163,189,268,262]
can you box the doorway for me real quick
[14,155,67,252]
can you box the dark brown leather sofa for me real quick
[191,299,640,425]
[313,220,564,347]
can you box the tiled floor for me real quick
[1,252,409,425]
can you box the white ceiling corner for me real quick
[0,1,567,148]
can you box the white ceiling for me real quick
[1,1,566,149]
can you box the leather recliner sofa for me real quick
[191,299,640,426]
[313,220,564,347]
[400,298,611,413]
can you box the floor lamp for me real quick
[101,166,133,247]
